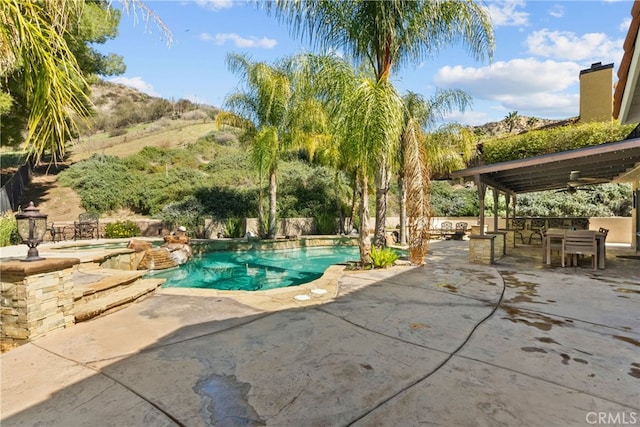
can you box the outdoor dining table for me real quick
[543,228,607,269]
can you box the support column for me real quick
[1,258,79,351]
[493,188,499,232]
[475,176,487,236]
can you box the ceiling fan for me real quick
[567,170,609,186]
[556,183,595,194]
[556,170,606,193]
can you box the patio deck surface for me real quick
[1,239,638,426]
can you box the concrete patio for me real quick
[1,239,638,426]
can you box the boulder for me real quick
[128,239,153,252]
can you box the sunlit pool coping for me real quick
[158,263,347,311]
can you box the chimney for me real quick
[579,62,614,123]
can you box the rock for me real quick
[137,243,193,270]
[127,239,153,252]
[163,234,190,244]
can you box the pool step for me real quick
[73,268,165,323]
[73,269,147,302]
[74,279,165,323]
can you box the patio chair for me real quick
[548,218,566,229]
[511,218,526,244]
[454,222,468,239]
[544,228,565,264]
[49,223,68,242]
[571,218,590,230]
[528,218,546,244]
[598,227,609,237]
[562,230,597,270]
[440,221,454,239]
[74,212,99,240]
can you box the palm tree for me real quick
[218,53,326,239]
[292,53,403,264]
[0,1,90,163]
[504,110,519,133]
[217,54,291,238]
[397,90,473,256]
[0,0,169,163]
[264,0,494,256]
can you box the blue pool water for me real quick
[154,246,360,291]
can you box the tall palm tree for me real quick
[293,53,404,264]
[264,0,494,254]
[217,54,291,238]
[397,90,472,253]
[218,53,326,239]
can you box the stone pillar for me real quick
[488,231,507,258]
[502,229,515,249]
[1,258,79,351]
[468,234,496,265]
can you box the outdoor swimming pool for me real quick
[153,246,360,291]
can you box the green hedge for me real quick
[482,121,636,164]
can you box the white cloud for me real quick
[435,58,580,97]
[200,32,277,49]
[484,0,529,27]
[443,110,492,126]
[434,58,583,118]
[526,29,623,62]
[620,17,632,32]
[108,76,160,97]
[193,0,233,11]
[548,4,564,18]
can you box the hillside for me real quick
[16,82,221,222]
[12,82,569,223]
[474,115,569,138]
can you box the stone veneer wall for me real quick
[488,231,507,257]
[1,258,79,351]
[502,230,515,249]
[468,235,495,265]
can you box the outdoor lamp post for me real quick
[15,201,48,262]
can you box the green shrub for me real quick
[370,246,399,269]
[314,213,337,234]
[0,212,19,247]
[104,220,140,238]
[159,196,206,233]
[223,218,244,238]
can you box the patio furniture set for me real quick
[542,228,608,270]
[49,212,100,242]
[430,221,469,240]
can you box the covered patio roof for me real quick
[450,138,640,195]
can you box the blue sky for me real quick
[99,0,633,126]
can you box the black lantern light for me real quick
[15,201,48,262]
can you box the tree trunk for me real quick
[268,169,277,239]
[334,170,345,234]
[398,174,407,245]
[348,177,358,233]
[258,185,265,238]
[359,172,371,266]
[373,159,390,248]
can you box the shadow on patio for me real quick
[1,239,638,426]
